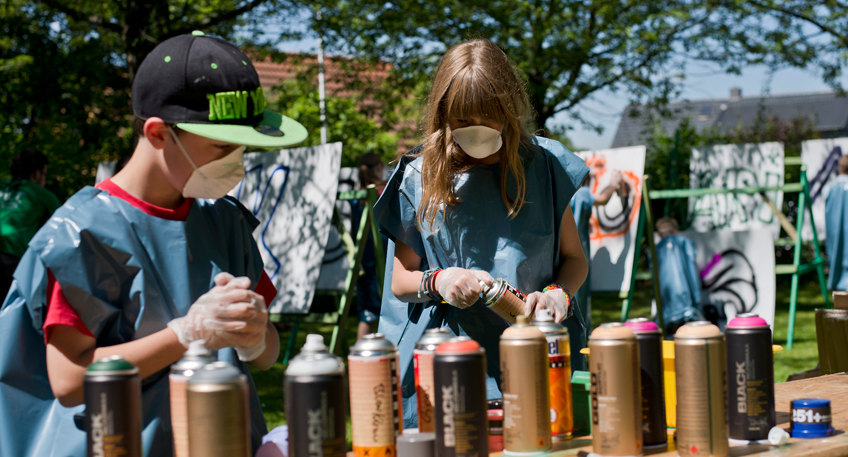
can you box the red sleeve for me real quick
[43,270,94,344]
[255,271,277,309]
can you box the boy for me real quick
[0,32,307,456]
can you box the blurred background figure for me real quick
[0,148,60,297]
[351,152,388,340]
[655,217,703,335]
[569,169,622,333]
[825,155,848,291]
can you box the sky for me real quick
[275,36,846,152]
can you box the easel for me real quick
[621,158,831,347]
[273,186,385,363]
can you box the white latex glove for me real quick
[167,273,268,360]
[436,268,494,309]
[525,289,569,323]
[214,273,268,362]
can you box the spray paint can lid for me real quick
[590,322,635,339]
[624,317,660,334]
[415,328,454,351]
[286,334,344,376]
[435,336,484,355]
[768,427,790,446]
[86,355,138,376]
[675,320,722,338]
[727,313,769,328]
[172,340,216,373]
[349,333,396,356]
[397,432,435,457]
[189,361,245,385]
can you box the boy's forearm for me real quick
[47,326,186,407]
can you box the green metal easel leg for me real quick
[787,172,808,349]
[283,322,301,365]
[621,206,645,322]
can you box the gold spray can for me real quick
[589,322,643,457]
[348,333,403,457]
[170,340,215,457]
[674,321,728,457]
[187,361,250,457]
[500,315,552,454]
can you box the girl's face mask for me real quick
[169,127,246,199]
[451,125,503,159]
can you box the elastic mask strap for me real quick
[169,127,200,172]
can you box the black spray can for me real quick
[285,334,347,457]
[434,336,489,457]
[625,317,668,448]
[726,313,775,442]
[84,355,142,457]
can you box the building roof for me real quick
[610,89,848,148]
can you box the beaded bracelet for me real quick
[543,283,575,320]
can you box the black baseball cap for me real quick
[132,31,307,148]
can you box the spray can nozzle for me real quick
[303,334,328,352]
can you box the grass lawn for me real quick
[251,277,828,430]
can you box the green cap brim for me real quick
[176,110,308,148]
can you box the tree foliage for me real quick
[1,0,293,198]
[293,0,845,135]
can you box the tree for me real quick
[1,1,294,198]
[292,0,837,135]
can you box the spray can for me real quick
[589,323,643,457]
[482,278,528,324]
[434,336,489,457]
[500,314,552,455]
[84,355,142,457]
[675,321,728,457]
[285,334,347,457]
[624,318,667,448]
[187,361,250,457]
[170,340,216,457]
[415,328,454,432]
[726,313,775,443]
[533,308,574,440]
[348,333,403,457]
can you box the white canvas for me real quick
[682,229,776,327]
[576,146,646,292]
[688,142,785,239]
[231,143,343,314]
[800,138,848,241]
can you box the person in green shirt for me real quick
[0,148,61,295]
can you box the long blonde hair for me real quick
[414,39,535,231]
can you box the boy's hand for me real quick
[166,273,267,355]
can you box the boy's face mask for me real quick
[451,125,503,159]
[169,127,246,199]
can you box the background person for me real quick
[826,155,848,291]
[0,32,306,456]
[0,148,61,296]
[655,217,704,334]
[374,38,589,428]
[351,152,388,340]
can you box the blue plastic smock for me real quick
[656,234,702,327]
[570,186,595,332]
[0,187,269,457]
[374,137,589,428]
[826,175,848,290]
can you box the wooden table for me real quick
[490,374,848,457]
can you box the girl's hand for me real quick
[524,290,569,323]
[437,267,494,309]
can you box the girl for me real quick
[373,39,590,428]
